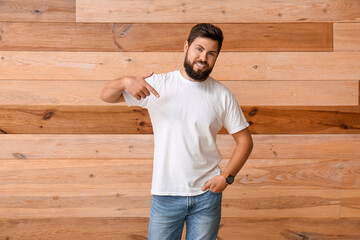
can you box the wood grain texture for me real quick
[0,134,359,159]
[76,0,360,23]
[0,80,357,106]
[224,158,360,189]
[340,190,360,218]
[0,23,333,52]
[1,217,360,240]
[334,23,360,52]
[1,105,359,134]
[1,52,360,81]
[0,0,358,238]
[0,0,75,22]
[218,218,360,240]
[0,186,340,218]
[0,158,358,189]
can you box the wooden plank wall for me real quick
[1,0,360,239]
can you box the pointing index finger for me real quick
[142,72,159,98]
[145,83,160,98]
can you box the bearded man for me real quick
[100,23,253,240]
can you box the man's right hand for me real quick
[123,72,160,100]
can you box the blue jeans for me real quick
[148,190,222,240]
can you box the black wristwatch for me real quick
[220,171,235,185]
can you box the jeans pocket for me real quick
[209,190,222,195]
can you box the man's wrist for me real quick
[220,171,235,185]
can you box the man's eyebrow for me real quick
[195,44,205,50]
[195,44,218,54]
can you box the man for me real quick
[100,23,253,240]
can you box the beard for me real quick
[183,52,214,81]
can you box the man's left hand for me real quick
[201,175,228,193]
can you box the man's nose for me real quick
[199,52,207,62]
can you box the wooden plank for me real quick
[340,190,360,218]
[0,134,358,159]
[1,217,360,240]
[0,0,75,22]
[0,218,150,240]
[218,218,360,240]
[0,80,357,106]
[244,106,360,134]
[0,187,340,218]
[76,0,360,23]
[334,23,360,52]
[221,188,340,218]
[0,188,152,218]
[0,159,153,189]
[223,81,358,106]
[223,158,360,189]
[0,22,333,52]
[0,158,358,189]
[1,52,360,81]
[1,105,359,134]
[0,105,153,134]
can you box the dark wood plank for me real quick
[245,105,360,134]
[0,23,332,52]
[1,105,359,134]
[0,105,152,134]
[0,0,75,22]
[1,218,359,239]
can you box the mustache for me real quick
[195,60,208,67]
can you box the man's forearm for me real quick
[99,77,126,103]
[224,130,253,177]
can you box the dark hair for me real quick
[187,23,224,52]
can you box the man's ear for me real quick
[184,40,189,53]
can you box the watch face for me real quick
[227,175,235,184]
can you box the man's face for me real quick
[183,37,219,81]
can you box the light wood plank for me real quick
[76,0,360,23]
[0,134,359,159]
[0,80,357,106]
[0,187,340,218]
[1,105,359,134]
[0,0,75,22]
[334,23,360,51]
[340,190,360,218]
[1,52,360,80]
[1,217,360,240]
[0,22,333,52]
[221,188,340,218]
[218,218,360,240]
[223,81,358,106]
[0,218,149,240]
[0,158,358,189]
[0,159,153,188]
[223,158,359,189]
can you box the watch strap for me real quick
[220,171,229,180]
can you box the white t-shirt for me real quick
[122,70,249,196]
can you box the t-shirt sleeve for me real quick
[122,75,156,109]
[223,93,249,134]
